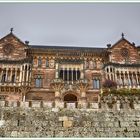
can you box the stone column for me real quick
[28,66,32,86]
[5,68,8,82]
[108,67,111,80]
[15,68,17,84]
[114,69,117,83]
[26,65,29,86]
[106,67,108,79]
[67,67,69,84]
[127,71,131,89]
[123,71,126,87]
[10,68,13,83]
[72,68,73,84]
[132,72,135,88]
[76,79,88,108]
[135,72,139,88]
[19,86,31,106]
[55,63,59,79]
[63,67,65,81]
[50,79,64,108]
[19,66,23,86]
[0,69,3,83]
[80,64,84,79]
[22,65,25,85]
[119,72,122,88]
[76,68,77,81]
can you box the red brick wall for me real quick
[110,40,139,64]
[0,34,27,60]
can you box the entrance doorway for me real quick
[64,94,77,102]
[64,94,78,108]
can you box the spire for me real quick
[121,32,124,39]
[10,28,13,34]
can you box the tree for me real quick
[103,79,117,89]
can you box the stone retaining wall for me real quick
[0,107,140,137]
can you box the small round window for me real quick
[121,48,129,58]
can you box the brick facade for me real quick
[0,31,140,105]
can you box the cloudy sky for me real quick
[0,3,140,47]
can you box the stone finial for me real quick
[132,42,135,46]
[25,41,29,45]
[10,28,13,33]
[121,32,124,38]
[107,44,111,48]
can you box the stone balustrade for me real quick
[0,96,140,110]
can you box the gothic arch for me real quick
[63,92,79,102]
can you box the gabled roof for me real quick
[110,36,136,49]
[0,32,26,46]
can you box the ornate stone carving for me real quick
[49,59,55,68]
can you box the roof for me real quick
[104,62,140,68]
[0,32,26,46]
[110,36,136,49]
[0,58,32,64]
[30,45,107,52]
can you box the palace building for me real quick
[0,30,140,107]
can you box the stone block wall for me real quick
[1,108,140,137]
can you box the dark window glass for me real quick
[1,74,6,82]
[93,79,100,89]
[46,59,49,67]
[11,75,16,83]
[35,75,42,87]
[38,57,42,67]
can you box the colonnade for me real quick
[105,66,140,88]
[0,64,31,86]
[55,63,84,83]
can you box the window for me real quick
[1,74,6,83]
[35,75,42,88]
[59,69,80,82]
[93,79,100,89]
[11,75,16,83]
[121,48,130,64]
[46,59,49,67]
[38,57,42,67]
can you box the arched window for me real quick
[59,69,63,79]
[93,61,97,69]
[107,68,109,73]
[1,74,6,83]
[35,75,42,88]
[38,57,42,67]
[93,78,100,89]
[11,74,16,83]
[77,69,80,80]
[46,59,49,67]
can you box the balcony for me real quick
[0,81,31,87]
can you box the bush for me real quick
[103,79,117,89]
[102,88,140,96]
